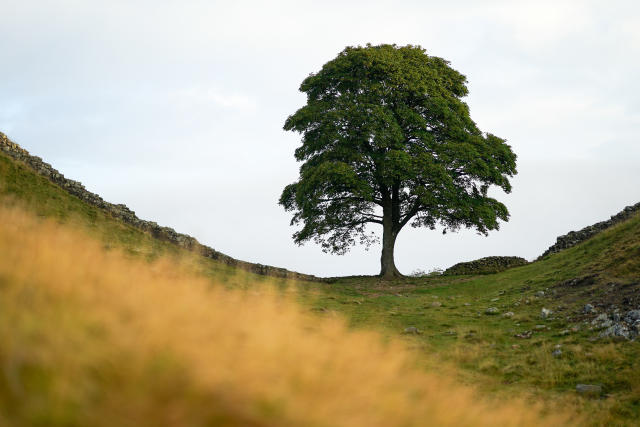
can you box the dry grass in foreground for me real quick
[0,205,575,426]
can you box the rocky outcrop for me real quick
[589,308,640,341]
[539,202,640,259]
[0,132,326,282]
[443,256,528,276]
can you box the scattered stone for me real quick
[513,301,520,307]
[485,307,499,315]
[463,303,471,306]
[583,304,595,314]
[599,323,630,340]
[576,384,602,396]
[585,305,640,340]
[525,299,531,305]
[625,310,640,322]
[403,327,422,335]
[570,326,580,333]
[593,313,608,323]
[541,308,553,319]
[552,348,562,358]
[498,290,506,295]
[559,329,570,336]
[490,297,500,302]
[515,330,533,339]
[591,313,613,330]
[430,301,442,308]
[511,344,520,349]
[536,291,545,297]
[444,330,457,336]
[534,325,547,331]
[503,311,514,318]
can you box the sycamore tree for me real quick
[279,44,517,279]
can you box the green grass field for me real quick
[2,149,640,425]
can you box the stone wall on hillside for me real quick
[443,256,529,276]
[0,132,326,282]
[539,202,640,259]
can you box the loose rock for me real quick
[515,330,533,339]
[599,323,630,340]
[625,310,640,322]
[576,384,602,395]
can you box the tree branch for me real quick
[397,199,422,231]
[318,195,384,206]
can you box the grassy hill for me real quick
[0,140,297,288]
[1,135,639,425]
[315,213,640,424]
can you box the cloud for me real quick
[170,87,258,112]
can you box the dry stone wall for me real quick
[444,256,529,276]
[0,132,325,282]
[539,202,640,259]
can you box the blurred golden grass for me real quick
[0,205,575,426]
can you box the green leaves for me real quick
[280,44,517,257]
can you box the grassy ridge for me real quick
[0,151,274,286]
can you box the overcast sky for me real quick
[1,0,639,277]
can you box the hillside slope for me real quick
[0,132,320,282]
[317,210,640,424]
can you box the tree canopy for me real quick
[280,44,517,279]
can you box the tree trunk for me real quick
[380,197,402,279]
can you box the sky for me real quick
[1,0,639,277]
